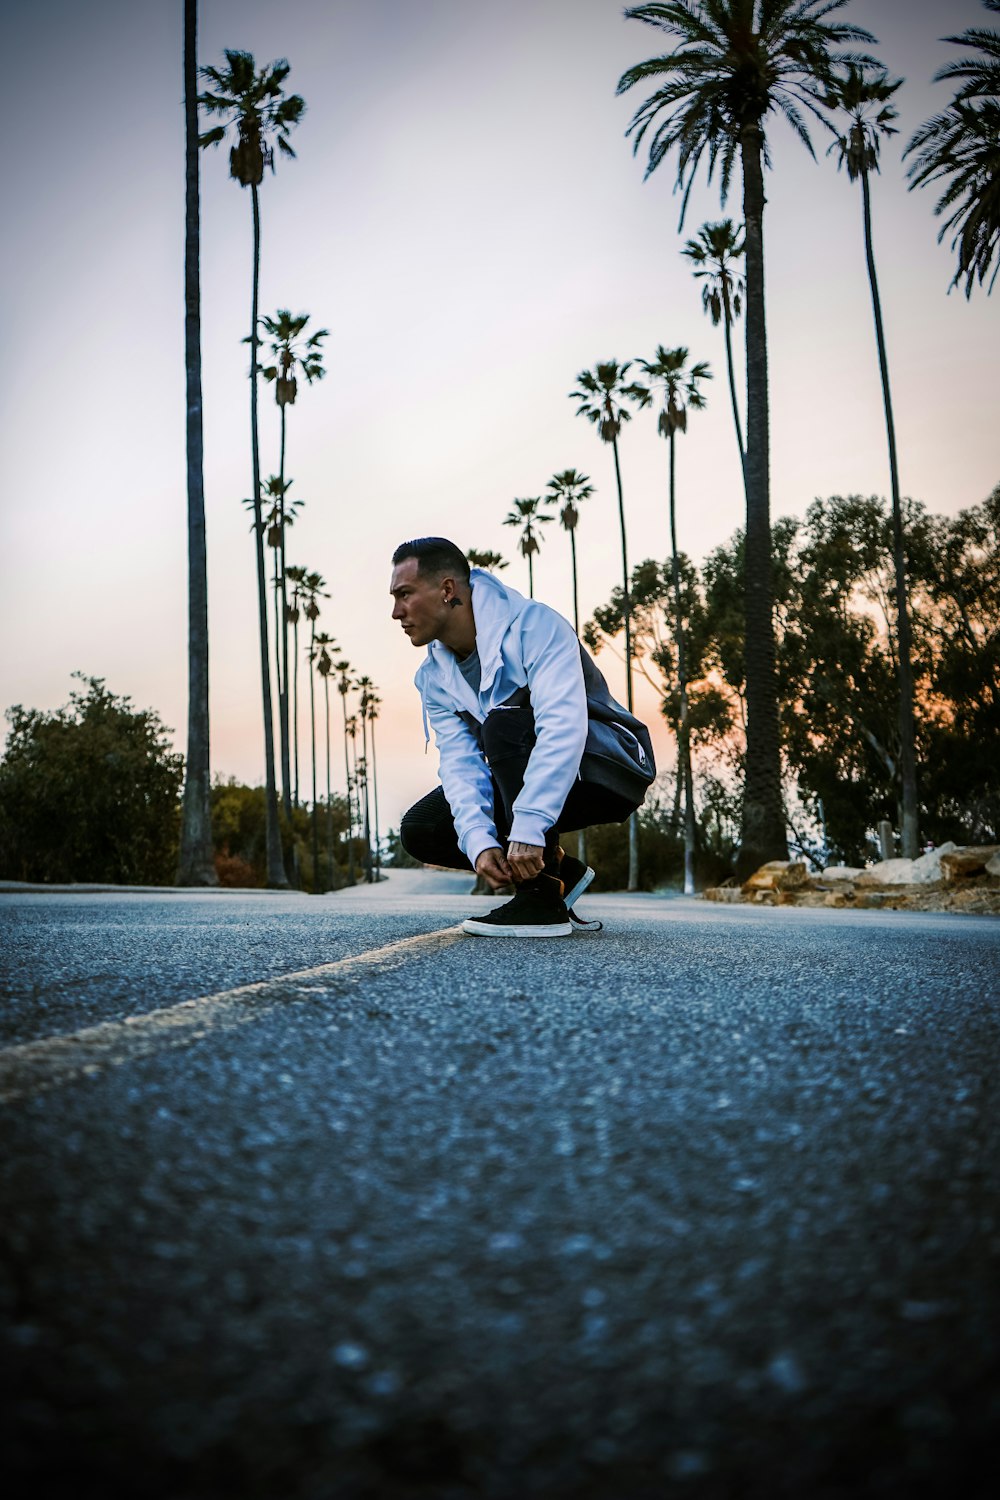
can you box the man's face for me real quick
[390,558,450,648]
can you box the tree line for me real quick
[466,0,998,889]
[9,3,990,890]
[178,1,384,889]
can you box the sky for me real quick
[0,0,996,842]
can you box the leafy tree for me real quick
[823,63,919,856]
[383,827,422,869]
[585,558,732,859]
[905,0,1000,296]
[198,49,305,888]
[259,309,328,812]
[0,677,183,884]
[917,483,1000,841]
[210,776,347,890]
[618,0,876,877]
[681,219,746,469]
[635,346,711,892]
[466,549,508,572]
[570,360,648,889]
[546,469,594,635]
[178,0,216,886]
[503,497,552,598]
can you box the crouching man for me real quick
[390,537,655,937]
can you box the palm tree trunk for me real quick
[341,693,356,885]
[292,613,300,805]
[669,431,696,896]
[308,623,319,889]
[177,0,217,887]
[250,182,288,888]
[369,716,381,880]
[350,730,361,879]
[324,673,333,889]
[611,435,639,891]
[722,282,746,474]
[277,404,292,819]
[570,527,579,635]
[360,715,373,883]
[528,549,534,599]
[861,163,919,858]
[737,127,787,879]
[271,542,282,757]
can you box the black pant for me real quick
[400,705,636,873]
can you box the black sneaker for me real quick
[462,874,572,937]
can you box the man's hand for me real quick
[506,841,545,882]
[475,846,514,890]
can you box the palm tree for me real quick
[177,0,217,887]
[905,0,1000,297]
[546,469,594,636]
[284,564,306,805]
[259,475,302,804]
[570,360,648,890]
[259,310,328,814]
[346,714,362,881]
[681,220,746,471]
[503,498,552,598]
[336,660,357,885]
[198,50,304,888]
[365,687,383,881]
[314,633,336,889]
[636,347,711,894]
[298,571,328,889]
[356,676,376,882]
[618,0,876,877]
[823,64,919,859]
[466,548,508,572]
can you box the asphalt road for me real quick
[1,874,998,1499]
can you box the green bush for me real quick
[0,675,183,884]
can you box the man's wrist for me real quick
[466,829,502,868]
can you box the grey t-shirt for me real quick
[455,645,481,697]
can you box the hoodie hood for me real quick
[415,567,530,717]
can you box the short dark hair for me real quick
[392,536,470,583]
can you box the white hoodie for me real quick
[414,568,588,866]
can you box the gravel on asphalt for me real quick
[1,886,998,1499]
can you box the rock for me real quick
[940,845,1000,883]
[987,852,1000,878]
[703,887,745,903]
[742,860,808,894]
[856,858,920,888]
[823,891,852,908]
[908,842,957,884]
[821,866,863,881]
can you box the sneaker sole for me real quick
[462,919,573,937]
[564,864,596,909]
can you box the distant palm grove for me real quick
[1,0,997,891]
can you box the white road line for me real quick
[0,924,466,1106]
